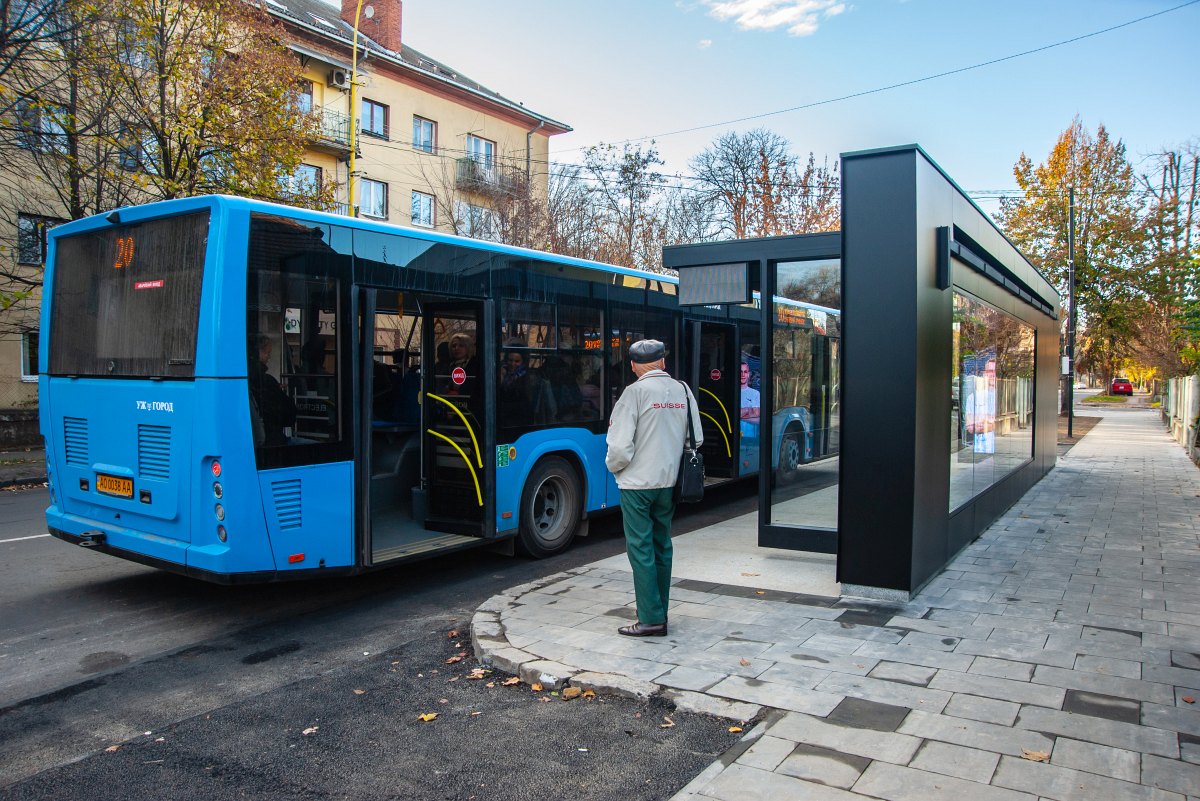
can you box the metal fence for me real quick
[0,376,37,410]
[1162,375,1200,461]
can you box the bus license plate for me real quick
[96,474,133,498]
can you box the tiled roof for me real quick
[259,0,571,132]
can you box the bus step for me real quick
[373,532,480,563]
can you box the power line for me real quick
[550,0,1200,156]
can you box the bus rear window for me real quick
[49,211,209,378]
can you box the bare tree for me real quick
[1133,143,1199,377]
[690,128,840,239]
[581,142,665,272]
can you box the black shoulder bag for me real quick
[676,382,705,503]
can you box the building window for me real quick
[21,332,38,381]
[117,20,153,69]
[17,213,64,264]
[360,178,387,218]
[454,201,498,241]
[413,116,436,153]
[117,124,158,173]
[15,96,66,153]
[296,80,314,114]
[467,135,495,171]
[361,98,388,139]
[283,163,321,197]
[412,191,434,227]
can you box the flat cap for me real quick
[629,339,666,364]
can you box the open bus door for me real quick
[686,321,737,479]
[421,301,492,537]
[359,292,490,565]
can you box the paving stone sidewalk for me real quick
[472,408,1200,801]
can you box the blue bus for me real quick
[39,196,839,582]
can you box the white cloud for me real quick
[701,0,848,36]
[698,39,713,49]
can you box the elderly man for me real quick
[605,339,703,637]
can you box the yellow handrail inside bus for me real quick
[426,393,483,468]
[426,429,483,507]
[699,411,732,458]
[699,388,732,433]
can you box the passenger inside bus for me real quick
[499,347,556,426]
[249,334,297,447]
[434,332,479,396]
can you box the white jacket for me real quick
[605,370,704,490]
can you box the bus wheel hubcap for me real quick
[534,478,564,534]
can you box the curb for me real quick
[0,472,46,489]
[470,569,763,724]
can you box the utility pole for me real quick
[346,0,364,217]
[1067,187,1076,437]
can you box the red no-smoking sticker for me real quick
[710,369,722,381]
[451,367,467,386]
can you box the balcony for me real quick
[456,157,523,196]
[310,108,356,155]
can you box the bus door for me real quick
[359,288,438,565]
[686,321,737,479]
[422,302,492,537]
[810,335,840,458]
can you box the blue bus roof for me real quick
[49,194,843,318]
[49,194,677,287]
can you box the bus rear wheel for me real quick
[778,430,804,483]
[517,456,581,558]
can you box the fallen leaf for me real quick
[352,689,365,695]
[466,668,487,680]
[105,745,121,753]
[447,677,460,683]
[1021,749,1050,763]
[582,689,596,699]
[446,655,464,664]
[538,696,552,703]
[485,682,495,688]
[740,572,760,577]
[728,726,743,733]
[448,630,459,639]
[470,711,482,717]
[531,683,543,692]
[755,591,766,596]
[660,716,675,729]
[502,677,521,686]
[417,713,438,722]
[562,687,582,700]
[739,658,751,666]
[1183,696,1195,704]
[438,698,450,705]
[302,726,319,736]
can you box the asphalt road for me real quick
[0,482,760,800]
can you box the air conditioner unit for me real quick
[327,69,350,90]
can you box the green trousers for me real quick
[620,487,676,625]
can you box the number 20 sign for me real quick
[114,236,135,270]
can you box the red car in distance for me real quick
[1110,377,1133,396]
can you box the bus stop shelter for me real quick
[668,144,1061,600]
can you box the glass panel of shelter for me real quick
[768,258,841,531]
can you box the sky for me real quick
[396,0,1200,216]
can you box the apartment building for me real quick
[0,0,570,420]
[272,0,570,234]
